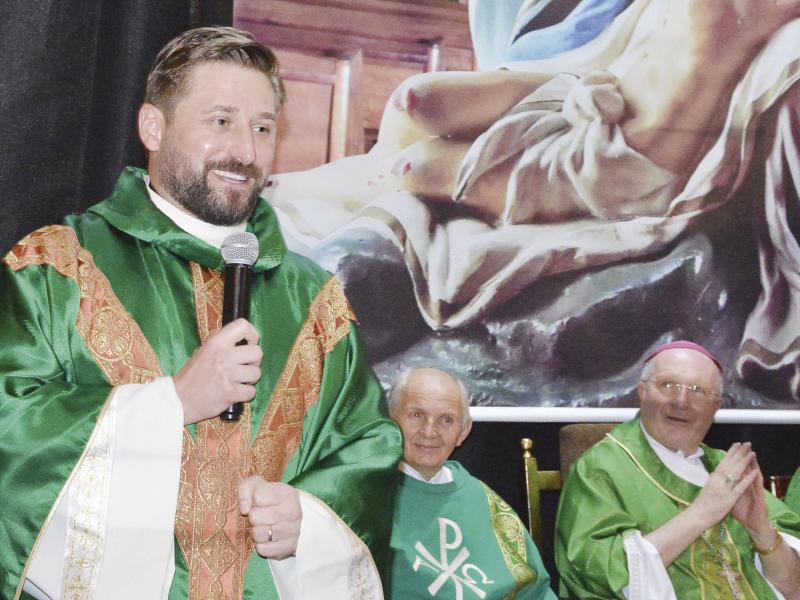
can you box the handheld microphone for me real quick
[219,231,259,421]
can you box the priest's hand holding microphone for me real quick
[174,232,260,424]
[173,232,301,559]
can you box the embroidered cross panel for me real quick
[178,268,355,600]
[178,264,252,600]
[250,276,354,482]
[4,225,163,385]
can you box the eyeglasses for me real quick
[642,379,721,402]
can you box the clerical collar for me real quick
[640,421,709,487]
[399,461,453,484]
[145,176,247,249]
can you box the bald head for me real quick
[637,347,724,454]
[388,368,471,424]
[641,347,723,394]
[388,367,472,479]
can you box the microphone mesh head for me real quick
[221,232,259,266]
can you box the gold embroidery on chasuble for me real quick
[179,265,252,600]
[4,225,162,385]
[482,484,537,599]
[251,276,354,483]
[691,523,759,600]
[5,225,164,598]
[177,271,356,600]
[606,435,760,600]
[191,262,224,342]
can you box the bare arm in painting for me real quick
[269,0,800,221]
[269,69,549,215]
[617,0,800,173]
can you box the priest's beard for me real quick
[158,143,265,226]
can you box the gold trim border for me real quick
[250,276,355,483]
[5,225,163,385]
[606,434,690,507]
[482,483,537,598]
[13,390,117,600]
[7,225,165,599]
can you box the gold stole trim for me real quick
[191,262,224,341]
[691,523,760,600]
[481,483,537,599]
[4,225,164,599]
[177,270,354,600]
[251,276,354,481]
[607,434,760,600]
[62,403,116,600]
[13,391,117,600]
[177,265,252,600]
[4,225,162,384]
[606,434,689,507]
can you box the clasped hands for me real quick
[693,442,775,546]
[174,319,302,559]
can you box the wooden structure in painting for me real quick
[234,0,475,173]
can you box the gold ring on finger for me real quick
[268,526,273,543]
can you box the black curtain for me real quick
[0,0,233,253]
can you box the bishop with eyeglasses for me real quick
[555,341,800,600]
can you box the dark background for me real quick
[0,0,232,255]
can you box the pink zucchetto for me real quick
[644,340,723,373]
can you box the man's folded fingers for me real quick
[247,506,282,527]
[254,538,295,559]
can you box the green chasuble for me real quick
[785,468,800,513]
[389,461,557,600]
[0,167,402,599]
[555,417,800,600]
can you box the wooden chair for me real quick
[522,423,618,547]
[769,474,792,500]
[521,438,562,548]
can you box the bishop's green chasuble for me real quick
[389,461,557,600]
[785,468,800,514]
[555,417,800,600]
[0,167,402,599]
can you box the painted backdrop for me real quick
[262,0,800,409]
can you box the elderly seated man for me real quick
[387,367,557,599]
[556,341,800,600]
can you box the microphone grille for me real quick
[221,232,259,266]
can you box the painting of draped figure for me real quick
[262,0,800,409]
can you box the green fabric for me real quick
[555,416,800,600]
[785,468,800,513]
[389,461,557,600]
[0,167,402,599]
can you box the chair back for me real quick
[558,423,618,478]
[521,438,562,548]
[769,475,792,500]
[521,422,619,549]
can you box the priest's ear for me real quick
[456,418,472,447]
[138,103,166,153]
